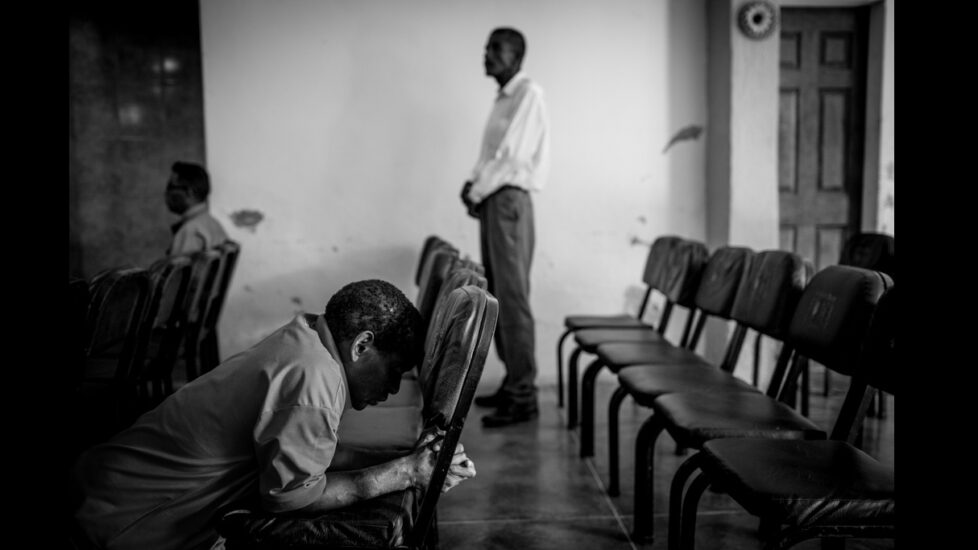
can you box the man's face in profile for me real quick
[484,32,518,78]
[165,172,192,215]
[346,351,408,410]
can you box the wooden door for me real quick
[778,8,869,272]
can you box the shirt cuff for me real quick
[261,472,328,513]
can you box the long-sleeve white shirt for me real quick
[467,71,551,205]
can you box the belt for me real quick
[486,184,529,200]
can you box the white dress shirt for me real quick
[467,70,551,205]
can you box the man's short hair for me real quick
[491,27,526,62]
[171,161,211,201]
[325,280,425,367]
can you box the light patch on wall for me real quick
[118,103,143,126]
[230,209,265,232]
[662,124,704,153]
[163,56,181,74]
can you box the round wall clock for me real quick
[738,1,778,40]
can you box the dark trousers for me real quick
[479,186,537,405]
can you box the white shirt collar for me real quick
[499,70,528,97]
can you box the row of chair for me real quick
[69,240,241,452]
[217,235,498,550]
[557,234,895,548]
[558,232,895,428]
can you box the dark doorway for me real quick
[69,0,206,278]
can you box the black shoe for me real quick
[474,392,510,408]
[481,401,539,427]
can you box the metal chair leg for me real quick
[668,452,705,550]
[567,347,583,429]
[632,415,666,542]
[556,329,572,408]
[608,385,628,496]
[801,361,810,417]
[579,359,605,458]
[678,469,711,550]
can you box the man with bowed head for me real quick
[73,279,476,550]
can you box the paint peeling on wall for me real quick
[662,124,704,153]
[629,235,653,247]
[230,209,265,232]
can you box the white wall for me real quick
[200,0,709,386]
[877,0,894,235]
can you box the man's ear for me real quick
[349,331,375,362]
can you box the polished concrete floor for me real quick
[437,365,895,550]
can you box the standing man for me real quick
[165,161,230,256]
[462,27,550,427]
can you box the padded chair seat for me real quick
[564,314,650,330]
[573,328,666,350]
[653,391,825,448]
[219,488,419,549]
[700,439,894,527]
[594,342,710,371]
[618,364,757,407]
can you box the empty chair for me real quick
[415,245,460,324]
[414,235,455,287]
[198,240,242,373]
[818,232,895,399]
[174,249,223,386]
[577,242,728,458]
[673,285,896,549]
[825,232,895,418]
[127,255,194,414]
[604,249,807,495]
[556,235,685,408]
[74,267,153,448]
[217,285,499,550]
[840,232,895,279]
[567,238,708,429]
[629,265,891,542]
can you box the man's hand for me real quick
[442,443,476,493]
[460,181,480,218]
[410,429,477,493]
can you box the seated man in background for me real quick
[165,161,230,255]
[72,279,476,550]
